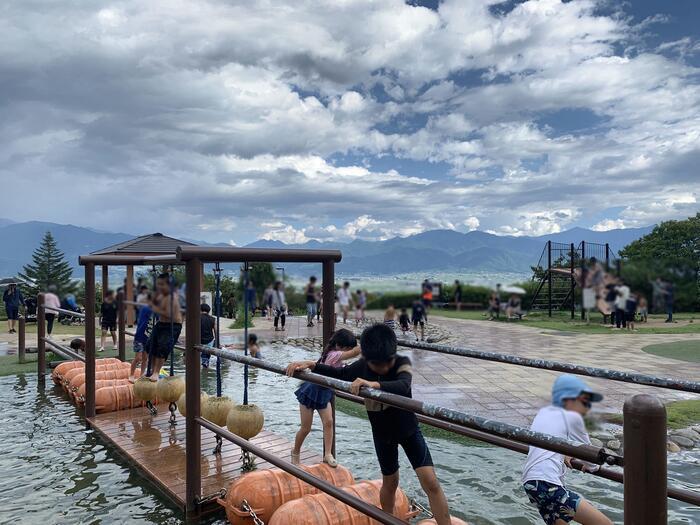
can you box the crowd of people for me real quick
[582,258,674,329]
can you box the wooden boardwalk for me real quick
[88,407,322,514]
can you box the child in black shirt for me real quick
[99,289,118,352]
[286,324,451,523]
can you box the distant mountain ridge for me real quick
[0,219,654,277]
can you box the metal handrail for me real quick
[335,391,700,507]
[397,339,700,394]
[197,345,621,466]
[43,305,86,318]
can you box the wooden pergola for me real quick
[90,233,197,325]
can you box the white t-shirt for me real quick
[522,405,592,487]
[615,285,630,309]
[338,287,351,306]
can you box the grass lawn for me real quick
[642,340,700,363]
[600,399,700,430]
[432,309,700,334]
[20,322,90,336]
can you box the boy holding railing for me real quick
[522,375,612,525]
[286,323,452,524]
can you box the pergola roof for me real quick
[90,232,196,256]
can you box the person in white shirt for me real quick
[614,280,630,329]
[337,281,352,324]
[522,375,612,525]
[271,281,287,331]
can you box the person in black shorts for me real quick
[286,324,451,524]
[411,299,426,341]
[99,289,118,352]
[200,303,216,368]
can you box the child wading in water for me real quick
[522,375,612,525]
[286,324,451,523]
[290,329,360,467]
[129,297,152,382]
[147,274,182,381]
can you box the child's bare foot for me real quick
[148,375,158,382]
[323,454,337,468]
[128,376,135,383]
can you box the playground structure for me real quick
[529,240,619,317]
[21,242,700,524]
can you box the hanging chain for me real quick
[168,402,177,427]
[241,498,265,525]
[146,400,158,416]
[194,488,227,507]
[213,434,223,455]
[410,498,434,518]
[240,449,256,472]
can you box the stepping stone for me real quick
[669,435,694,448]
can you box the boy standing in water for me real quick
[130,298,152,382]
[99,289,118,352]
[522,375,612,525]
[411,299,426,341]
[147,274,183,381]
[286,324,451,524]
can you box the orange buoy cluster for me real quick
[51,359,158,414]
[218,463,355,524]
[219,464,468,525]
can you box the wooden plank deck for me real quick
[87,407,322,514]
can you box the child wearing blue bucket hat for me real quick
[522,375,612,525]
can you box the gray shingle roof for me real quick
[90,233,196,255]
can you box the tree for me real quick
[238,262,278,297]
[619,213,700,311]
[620,213,700,262]
[18,232,76,296]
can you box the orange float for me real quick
[418,518,469,525]
[67,367,133,393]
[52,358,122,384]
[74,377,137,404]
[62,362,129,389]
[218,463,355,524]
[268,480,412,525]
[95,383,160,414]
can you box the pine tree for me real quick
[18,231,76,295]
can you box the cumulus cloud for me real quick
[0,0,698,244]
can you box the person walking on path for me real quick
[43,285,61,338]
[613,280,629,329]
[3,282,23,334]
[663,279,674,323]
[263,284,274,320]
[271,281,287,331]
[337,281,352,324]
[226,295,236,319]
[453,280,462,311]
[304,276,318,327]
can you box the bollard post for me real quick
[117,290,126,361]
[623,394,667,525]
[185,258,202,515]
[37,293,46,382]
[18,316,26,364]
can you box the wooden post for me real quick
[185,258,202,515]
[84,263,97,419]
[570,242,575,320]
[18,316,26,364]
[101,265,109,299]
[322,260,336,457]
[37,293,45,382]
[547,240,552,318]
[126,265,135,326]
[117,290,126,362]
[624,394,667,524]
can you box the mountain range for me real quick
[0,219,653,277]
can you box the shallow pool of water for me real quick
[0,345,698,524]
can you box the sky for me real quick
[1,0,699,245]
